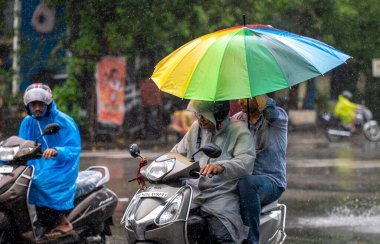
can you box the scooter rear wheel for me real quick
[325,127,343,142]
[0,230,14,244]
[85,234,105,244]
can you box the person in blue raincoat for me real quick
[20,83,81,240]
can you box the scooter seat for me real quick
[75,170,103,198]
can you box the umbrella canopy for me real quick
[151,24,351,101]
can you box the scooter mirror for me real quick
[34,123,61,146]
[43,123,60,135]
[129,144,141,158]
[190,144,221,162]
[199,144,222,158]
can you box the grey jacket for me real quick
[171,117,255,243]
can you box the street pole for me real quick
[12,0,20,96]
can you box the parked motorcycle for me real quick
[321,106,380,142]
[0,123,118,243]
[121,143,286,244]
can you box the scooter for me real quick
[121,143,286,244]
[0,123,118,243]
[321,106,380,142]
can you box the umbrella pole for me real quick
[243,15,246,26]
[246,98,250,129]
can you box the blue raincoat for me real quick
[19,101,81,210]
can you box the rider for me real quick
[171,100,255,243]
[233,95,288,244]
[20,83,81,240]
[334,90,361,133]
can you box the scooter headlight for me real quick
[156,193,183,225]
[146,158,175,181]
[0,146,19,161]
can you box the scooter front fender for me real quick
[123,185,192,244]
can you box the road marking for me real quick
[289,158,380,169]
[119,198,129,202]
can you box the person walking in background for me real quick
[233,95,288,244]
[20,83,81,240]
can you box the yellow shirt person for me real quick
[334,94,358,125]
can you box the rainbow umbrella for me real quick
[151,24,351,101]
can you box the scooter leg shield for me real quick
[68,187,118,237]
[0,211,11,230]
[259,204,286,244]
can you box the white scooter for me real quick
[121,143,286,244]
[321,106,380,142]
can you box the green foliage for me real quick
[0,68,18,106]
[314,90,330,113]
[53,78,86,127]
[3,0,380,127]
[52,56,91,132]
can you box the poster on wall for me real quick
[96,56,126,126]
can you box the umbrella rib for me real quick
[255,27,350,63]
[256,31,334,75]
[214,29,242,101]
[246,31,294,89]
[253,31,325,88]
[164,37,211,97]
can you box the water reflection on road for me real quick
[80,131,380,243]
[285,132,380,243]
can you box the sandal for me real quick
[44,228,72,240]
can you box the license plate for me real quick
[0,166,13,173]
[136,192,168,198]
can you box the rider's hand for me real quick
[255,94,268,111]
[42,148,58,159]
[200,164,225,177]
[141,157,148,166]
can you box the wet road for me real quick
[80,130,380,243]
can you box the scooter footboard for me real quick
[259,203,286,244]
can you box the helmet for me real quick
[342,90,352,100]
[23,83,53,116]
[188,100,230,129]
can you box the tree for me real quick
[2,0,380,138]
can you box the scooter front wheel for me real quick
[363,123,380,141]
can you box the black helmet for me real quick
[213,101,230,129]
